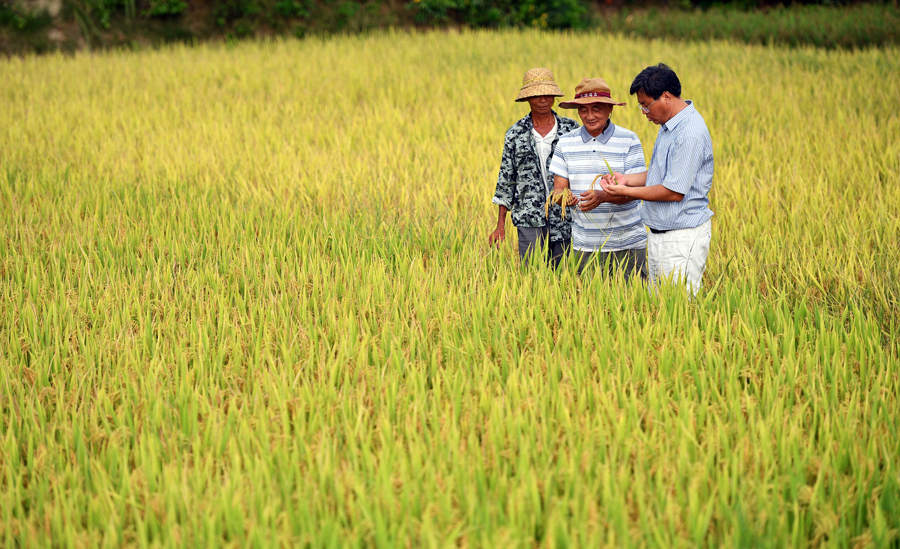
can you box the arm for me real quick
[552,174,569,192]
[615,136,649,188]
[489,205,509,245]
[489,134,516,244]
[605,136,703,202]
[607,171,648,187]
[548,144,577,207]
[600,178,684,201]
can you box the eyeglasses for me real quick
[639,97,658,114]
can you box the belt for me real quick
[648,227,670,234]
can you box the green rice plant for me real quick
[598,151,614,177]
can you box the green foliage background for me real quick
[2,0,900,53]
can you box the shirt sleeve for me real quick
[661,136,704,195]
[624,135,648,175]
[549,141,568,179]
[492,132,516,208]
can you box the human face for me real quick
[577,103,613,137]
[637,90,666,125]
[526,95,555,116]
[639,97,658,113]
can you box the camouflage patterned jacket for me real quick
[492,111,581,242]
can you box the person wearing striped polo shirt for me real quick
[549,77,649,277]
[600,63,714,296]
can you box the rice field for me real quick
[1,30,899,548]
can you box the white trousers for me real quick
[647,219,712,296]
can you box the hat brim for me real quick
[558,97,626,109]
[515,83,565,102]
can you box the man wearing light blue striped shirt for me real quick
[601,64,714,295]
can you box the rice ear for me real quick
[598,152,614,177]
[545,189,573,219]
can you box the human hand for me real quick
[606,172,628,186]
[599,175,628,197]
[489,225,506,246]
[578,189,604,212]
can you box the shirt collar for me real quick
[580,121,616,144]
[662,100,694,132]
[532,119,558,140]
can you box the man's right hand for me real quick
[600,175,629,197]
[489,226,506,246]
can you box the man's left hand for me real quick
[578,189,605,212]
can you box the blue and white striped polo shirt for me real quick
[642,101,715,231]
[550,124,648,253]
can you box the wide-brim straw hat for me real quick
[515,68,565,102]
[558,77,626,109]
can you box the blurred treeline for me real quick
[1,0,898,54]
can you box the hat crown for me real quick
[522,67,556,87]
[574,77,612,97]
[515,67,565,102]
[557,76,626,109]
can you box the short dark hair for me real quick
[629,63,681,99]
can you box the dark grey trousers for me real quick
[577,248,648,279]
[517,226,569,269]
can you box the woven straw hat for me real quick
[558,77,626,109]
[515,68,565,102]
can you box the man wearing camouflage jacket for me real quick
[489,68,580,267]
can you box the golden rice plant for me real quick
[0,28,898,548]
[545,188,574,218]
[545,172,609,219]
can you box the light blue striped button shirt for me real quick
[642,101,714,231]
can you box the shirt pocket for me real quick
[514,146,535,169]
